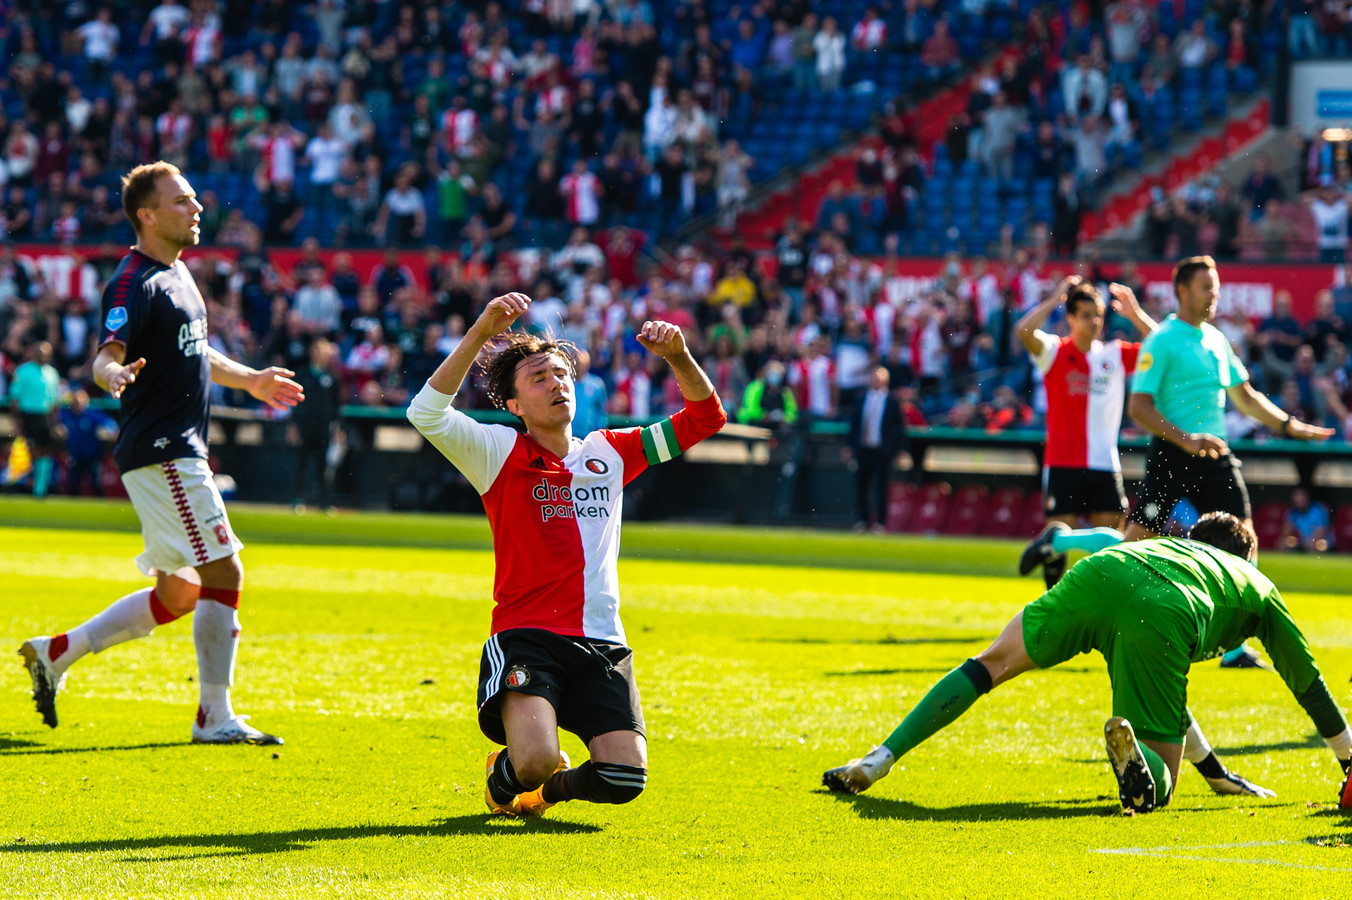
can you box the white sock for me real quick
[61,588,158,668]
[860,745,897,780]
[1183,718,1213,764]
[194,599,240,727]
[1324,726,1352,761]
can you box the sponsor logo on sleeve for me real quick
[104,307,128,331]
[1135,351,1152,373]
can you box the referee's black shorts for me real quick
[1128,438,1250,533]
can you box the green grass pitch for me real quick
[0,498,1350,898]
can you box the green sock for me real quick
[881,659,991,758]
[1139,744,1174,807]
[1050,527,1123,555]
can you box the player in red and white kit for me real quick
[1015,277,1156,586]
[407,292,726,818]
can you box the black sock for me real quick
[487,750,529,805]
[1192,752,1226,779]
[541,761,647,804]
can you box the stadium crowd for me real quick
[3,0,1352,498]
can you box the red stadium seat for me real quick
[944,484,990,536]
[884,482,918,533]
[1333,505,1352,553]
[1020,491,1049,538]
[980,487,1026,537]
[1252,501,1287,551]
[906,482,953,535]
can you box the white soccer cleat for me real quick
[822,746,895,795]
[192,713,283,746]
[19,637,67,729]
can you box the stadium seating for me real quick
[943,483,988,536]
[884,481,918,533]
[980,486,1026,538]
[906,481,953,535]
[1019,491,1048,539]
[1333,505,1352,553]
[1252,501,1287,551]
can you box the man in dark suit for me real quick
[844,366,907,532]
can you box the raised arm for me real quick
[1108,282,1157,336]
[424,293,533,396]
[636,320,714,401]
[1015,275,1076,355]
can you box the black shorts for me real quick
[1128,438,1250,533]
[1043,466,1128,517]
[20,413,54,452]
[477,628,645,746]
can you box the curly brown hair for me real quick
[1188,511,1257,562]
[479,332,578,417]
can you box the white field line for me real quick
[1091,841,1352,873]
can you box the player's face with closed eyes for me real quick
[508,352,576,429]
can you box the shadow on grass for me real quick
[0,741,189,756]
[0,815,603,859]
[753,637,982,647]
[822,791,1124,820]
[825,668,957,677]
[1214,734,1325,756]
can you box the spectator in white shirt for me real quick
[294,267,343,337]
[373,167,427,247]
[814,17,848,91]
[76,8,120,81]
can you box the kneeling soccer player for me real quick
[824,513,1352,811]
[408,292,726,817]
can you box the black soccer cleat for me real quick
[1019,521,1069,577]
[1104,717,1156,813]
[1042,553,1068,589]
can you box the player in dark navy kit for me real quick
[19,161,304,744]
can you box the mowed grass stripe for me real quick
[0,517,1349,898]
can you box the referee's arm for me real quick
[1128,392,1227,458]
[1225,383,1336,441]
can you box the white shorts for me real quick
[121,457,244,577]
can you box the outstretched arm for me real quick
[1184,712,1275,798]
[1226,381,1336,441]
[208,347,305,410]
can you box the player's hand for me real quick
[477,293,532,337]
[1108,282,1141,316]
[107,358,147,399]
[250,367,306,410]
[636,320,688,359]
[1181,432,1227,458]
[1054,275,1081,303]
[1284,418,1336,441]
[1205,770,1276,799]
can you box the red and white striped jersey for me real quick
[408,383,726,644]
[442,109,479,153]
[1031,333,1140,471]
[560,171,601,224]
[789,355,835,416]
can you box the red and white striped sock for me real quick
[194,587,241,727]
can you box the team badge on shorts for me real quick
[505,666,531,688]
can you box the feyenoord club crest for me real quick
[505,666,531,688]
[585,459,609,474]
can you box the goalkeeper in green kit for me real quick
[823,512,1352,812]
